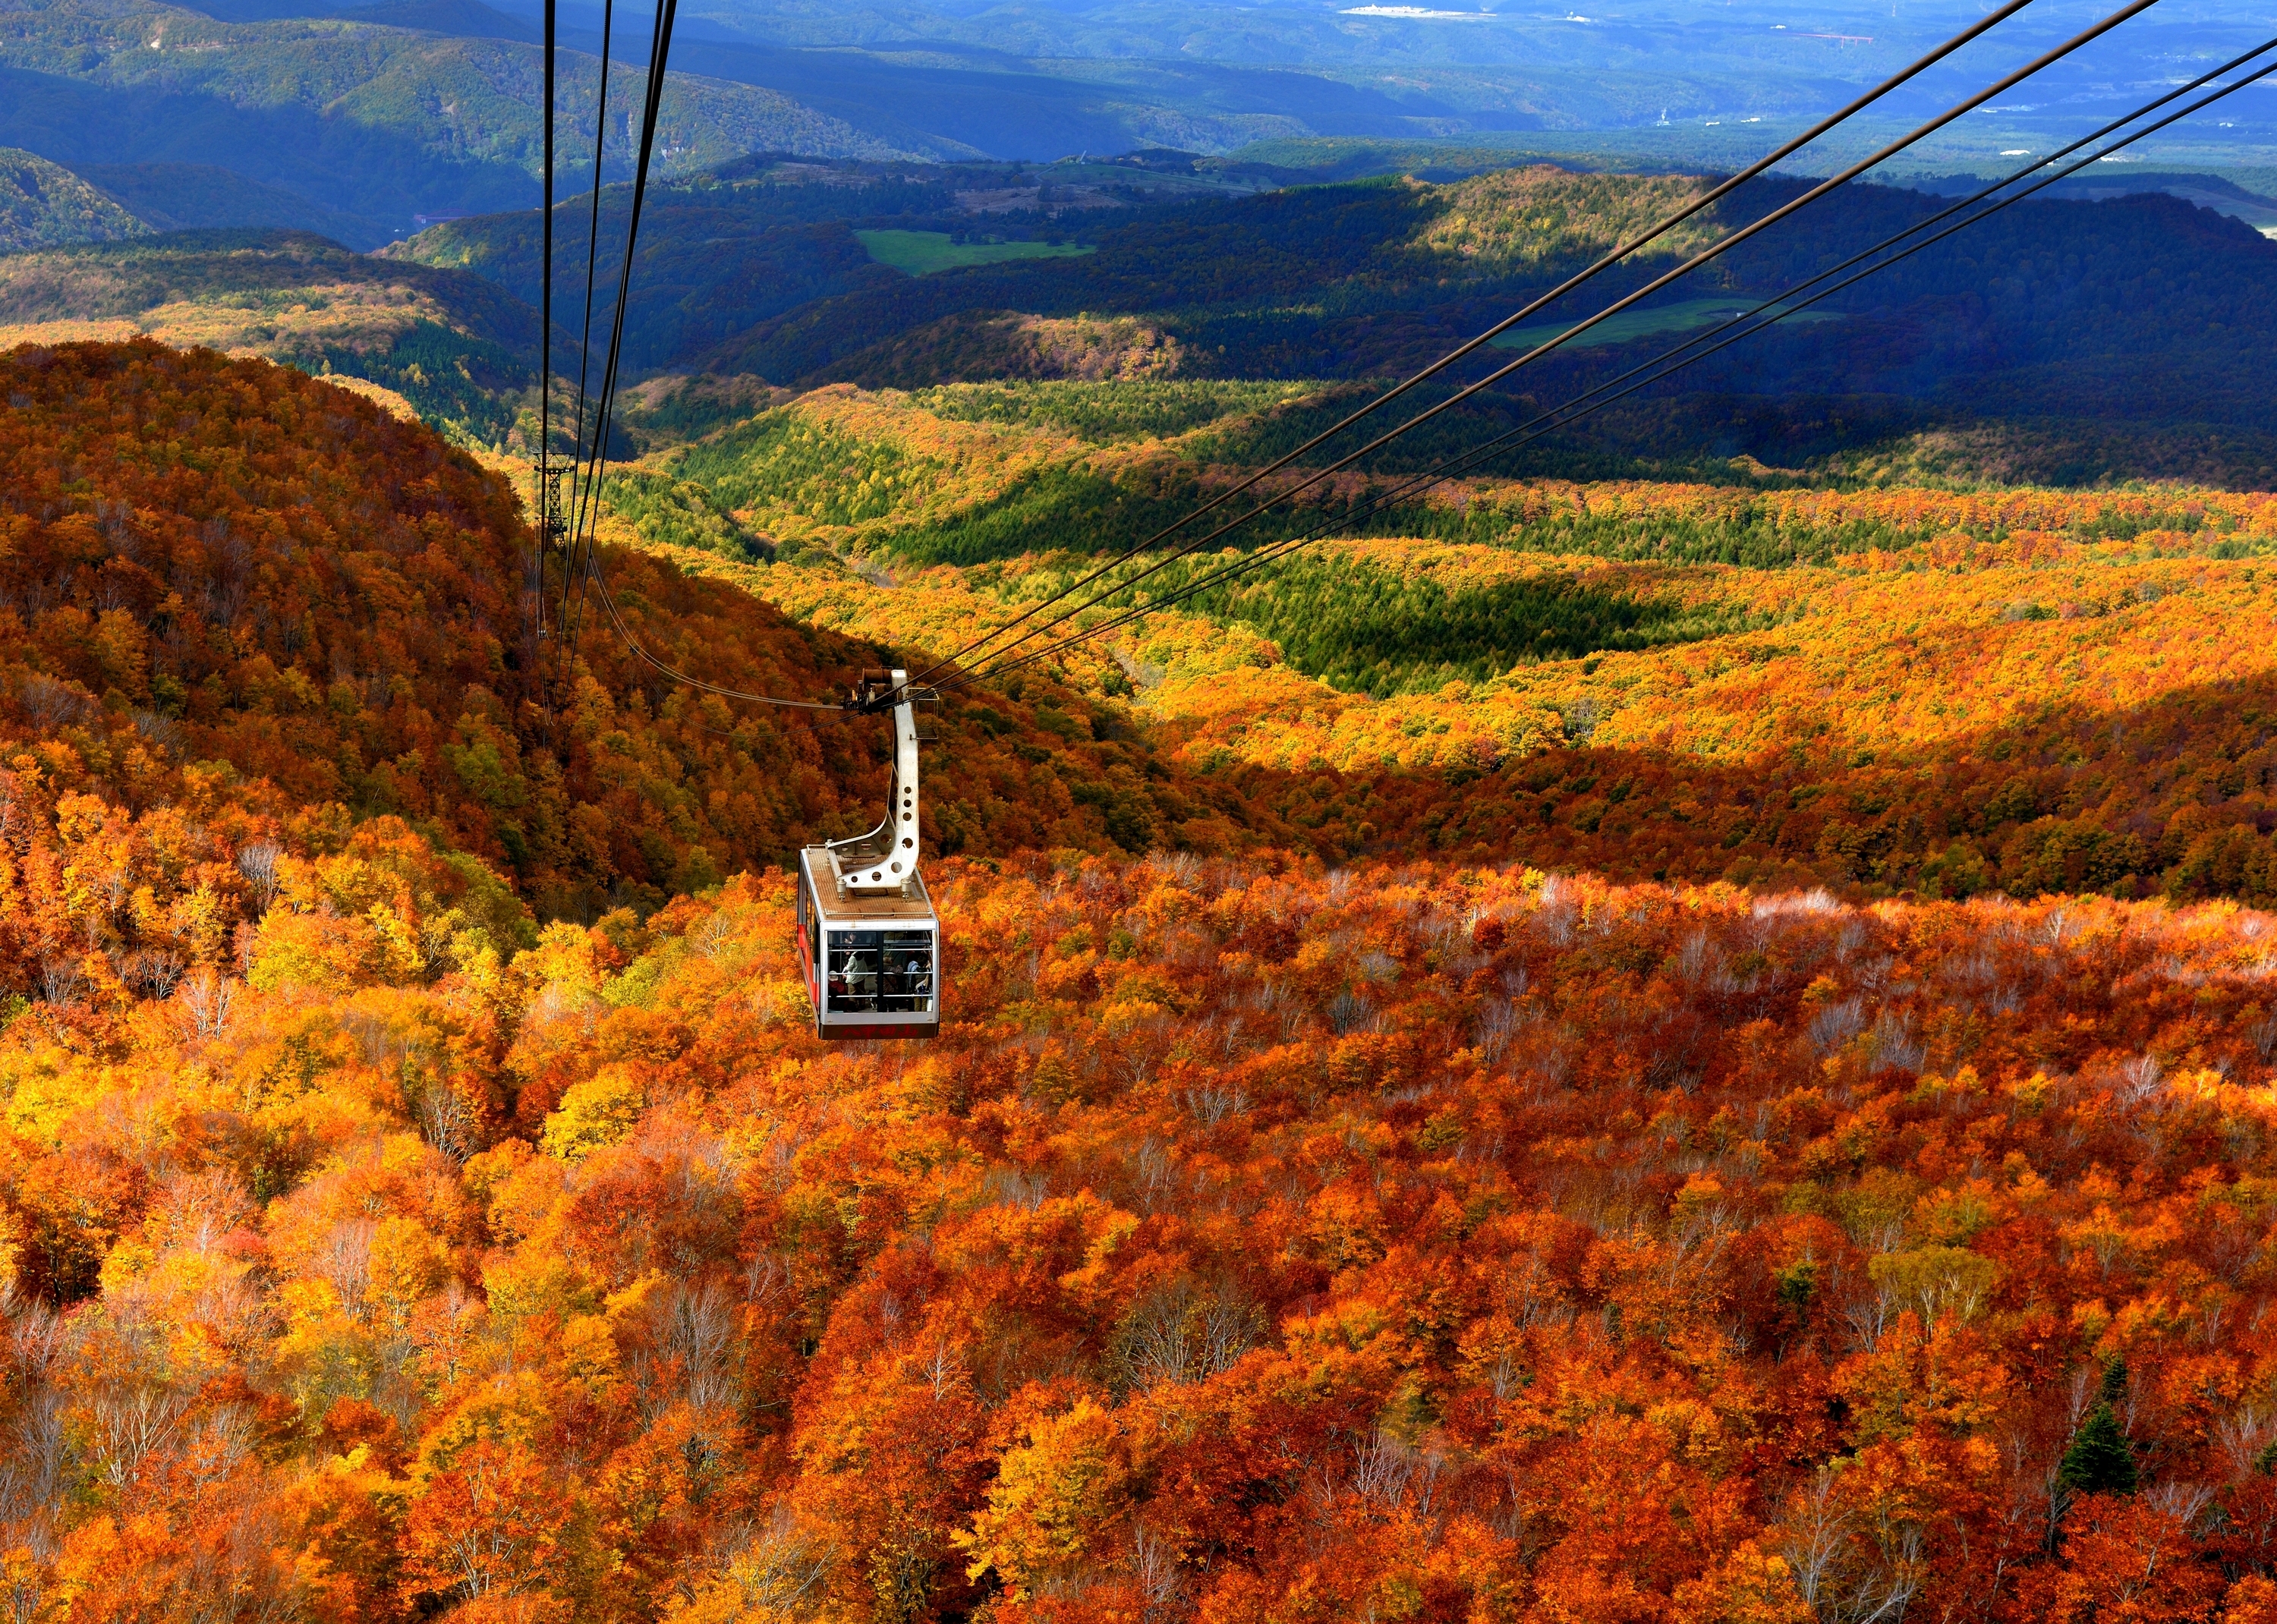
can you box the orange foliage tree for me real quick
[7,845,2277,1621]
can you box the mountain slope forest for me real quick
[0,342,1305,934]
[8,341,2277,1624]
[0,146,149,251]
[586,371,2277,908]
[715,172,2277,471]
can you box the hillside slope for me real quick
[0,144,149,249]
[0,340,1299,957]
[64,159,376,238]
[599,376,2277,906]
[0,230,542,436]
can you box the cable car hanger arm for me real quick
[823,669,926,893]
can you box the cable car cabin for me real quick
[796,669,940,1040]
[796,851,937,1040]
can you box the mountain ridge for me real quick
[0,0,921,240]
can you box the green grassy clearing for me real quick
[1489,296,1844,352]
[854,229,1096,276]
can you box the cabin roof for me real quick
[800,847,936,923]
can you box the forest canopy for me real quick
[11,842,2277,1622]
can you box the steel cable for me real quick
[954,40,2268,691]
[542,1,858,716]
[537,0,556,645]
[547,0,617,682]
[902,0,2046,691]
[926,0,2162,697]
[539,0,868,715]
[559,0,679,664]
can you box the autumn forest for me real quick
[8,263,2277,1624]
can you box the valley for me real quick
[595,373,2277,902]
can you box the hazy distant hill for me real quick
[1916,168,2277,237]
[596,0,2275,172]
[335,0,534,41]
[0,145,148,248]
[377,153,1248,382]
[0,58,517,247]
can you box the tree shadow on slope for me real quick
[1231,669,2277,904]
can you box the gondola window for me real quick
[827,930,934,1014]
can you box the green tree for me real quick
[2060,1362,2139,1498]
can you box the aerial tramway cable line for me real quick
[535,0,556,641]
[900,0,2053,694]
[531,0,943,1037]
[557,0,676,670]
[916,0,2165,696]
[530,0,2170,1038]
[553,0,616,631]
[942,32,2276,690]
[531,0,616,732]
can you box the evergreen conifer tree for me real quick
[2058,1405,2137,1496]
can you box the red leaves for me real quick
[2014,1493,2222,1624]
[8,845,2277,1619]
[0,345,1296,950]
[402,1439,575,1611]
